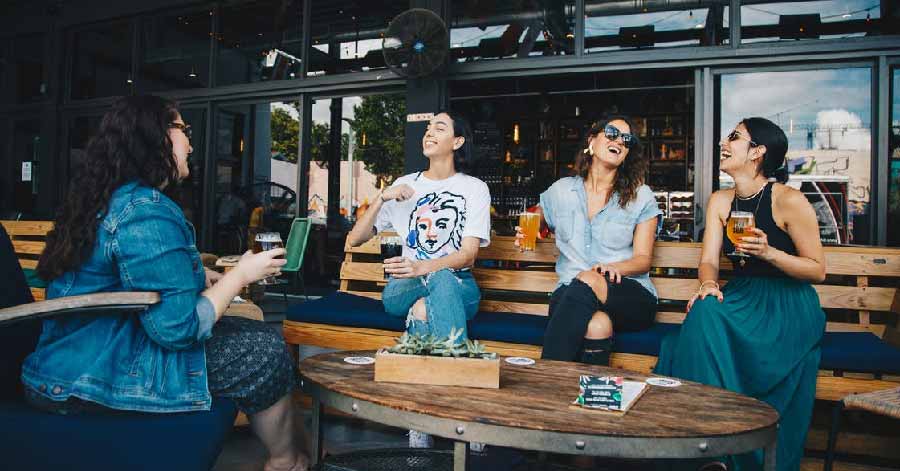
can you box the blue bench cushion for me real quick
[289,293,900,375]
[820,332,900,375]
[0,396,237,471]
[286,292,679,355]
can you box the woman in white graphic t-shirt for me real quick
[347,111,491,342]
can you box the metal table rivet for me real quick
[575,441,586,450]
[699,442,709,452]
[351,403,359,412]
[456,425,465,435]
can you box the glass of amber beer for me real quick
[726,211,754,258]
[518,212,540,252]
[253,232,284,285]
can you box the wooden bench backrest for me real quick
[341,236,900,337]
[1,220,54,301]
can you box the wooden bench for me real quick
[283,235,900,403]
[1,220,54,302]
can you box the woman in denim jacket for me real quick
[23,96,308,471]
[520,117,661,366]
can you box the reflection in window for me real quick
[585,0,729,52]
[740,1,882,43]
[450,0,575,62]
[66,116,102,194]
[213,101,301,255]
[217,0,303,86]
[9,120,42,218]
[141,10,212,91]
[720,68,873,245]
[71,22,133,100]
[307,1,406,76]
[888,68,900,247]
[11,35,46,103]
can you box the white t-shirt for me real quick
[375,172,491,261]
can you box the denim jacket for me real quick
[22,182,217,412]
[540,177,662,297]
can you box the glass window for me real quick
[71,22,134,100]
[216,0,303,86]
[719,67,873,245]
[7,120,43,219]
[585,0,729,52]
[307,1,407,76]
[450,0,575,63]
[140,9,212,91]
[888,66,900,247]
[11,35,46,103]
[213,100,301,255]
[740,1,883,44]
[451,70,696,240]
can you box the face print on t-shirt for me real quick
[407,191,467,259]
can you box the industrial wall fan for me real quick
[382,8,449,78]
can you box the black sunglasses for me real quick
[169,122,192,141]
[727,129,758,147]
[600,124,638,149]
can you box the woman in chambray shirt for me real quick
[23,96,308,471]
[524,117,661,366]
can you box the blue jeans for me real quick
[382,269,481,340]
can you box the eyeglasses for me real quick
[726,129,757,147]
[169,122,192,141]
[599,124,637,148]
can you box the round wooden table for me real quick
[300,351,779,471]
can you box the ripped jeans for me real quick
[382,269,481,340]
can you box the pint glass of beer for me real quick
[518,212,540,251]
[253,232,284,284]
[380,235,403,280]
[726,211,754,258]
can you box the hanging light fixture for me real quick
[513,123,520,144]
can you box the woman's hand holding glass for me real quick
[384,256,428,279]
[737,227,775,261]
[234,248,287,285]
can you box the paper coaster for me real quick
[645,377,682,387]
[343,356,375,365]
[504,357,536,366]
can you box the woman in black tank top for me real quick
[657,117,826,471]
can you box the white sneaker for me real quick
[408,429,433,448]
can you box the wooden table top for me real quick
[300,351,778,439]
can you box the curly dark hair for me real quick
[37,95,181,281]
[572,116,647,207]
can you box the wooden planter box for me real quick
[374,350,500,389]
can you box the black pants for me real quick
[541,277,656,361]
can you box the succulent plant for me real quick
[386,328,496,359]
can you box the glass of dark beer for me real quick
[253,232,284,285]
[380,235,403,280]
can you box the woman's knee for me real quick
[574,270,608,303]
[584,311,613,339]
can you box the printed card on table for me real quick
[573,375,647,413]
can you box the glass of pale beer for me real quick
[253,232,284,284]
[518,212,540,251]
[726,211,754,258]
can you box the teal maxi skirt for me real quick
[656,276,825,471]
